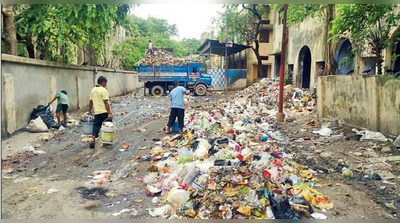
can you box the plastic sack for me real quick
[30,105,60,129]
[148,204,171,217]
[268,192,297,219]
[352,128,388,142]
[26,116,48,133]
[312,126,332,137]
[194,139,211,159]
[167,187,189,206]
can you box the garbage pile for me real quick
[139,48,185,66]
[141,79,330,219]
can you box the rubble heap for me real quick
[139,48,186,66]
[141,78,330,219]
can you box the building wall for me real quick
[272,10,327,89]
[246,9,275,85]
[317,75,400,136]
[1,54,143,136]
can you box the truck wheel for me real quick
[194,84,207,96]
[151,85,164,97]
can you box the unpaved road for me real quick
[2,91,399,219]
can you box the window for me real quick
[260,30,269,43]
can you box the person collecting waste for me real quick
[166,81,190,134]
[49,90,69,127]
[88,76,112,149]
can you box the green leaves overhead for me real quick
[16,4,132,63]
[330,4,400,74]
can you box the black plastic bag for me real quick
[268,192,298,219]
[30,105,60,129]
[291,194,314,214]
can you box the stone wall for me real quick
[317,75,400,136]
[1,54,143,136]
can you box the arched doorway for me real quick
[299,46,311,89]
[336,39,354,75]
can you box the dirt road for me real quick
[1,91,399,219]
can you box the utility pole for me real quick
[225,14,228,90]
[277,4,288,122]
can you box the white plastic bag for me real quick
[313,126,333,137]
[26,116,48,133]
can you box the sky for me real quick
[132,4,223,40]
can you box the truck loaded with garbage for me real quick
[137,48,212,96]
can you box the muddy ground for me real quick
[1,91,399,219]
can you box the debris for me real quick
[112,208,132,216]
[371,173,382,180]
[342,168,354,179]
[381,147,391,153]
[122,142,129,150]
[311,213,328,219]
[28,186,38,191]
[26,116,48,133]
[46,189,59,194]
[394,135,400,148]
[313,126,332,137]
[382,180,396,185]
[76,186,108,200]
[352,128,388,142]
[148,204,171,217]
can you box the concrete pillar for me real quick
[49,76,56,101]
[76,76,81,109]
[3,73,17,134]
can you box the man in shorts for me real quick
[49,90,69,127]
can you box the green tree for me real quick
[330,4,400,75]
[4,4,132,64]
[113,15,202,70]
[212,4,271,79]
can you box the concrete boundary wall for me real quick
[317,75,400,136]
[1,54,143,136]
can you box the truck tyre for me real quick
[151,85,164,97]
[194,84,207,96]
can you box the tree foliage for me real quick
[112,15,202,70]
[330,4,400,74]
[7,4,132,64]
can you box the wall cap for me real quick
[1,54,137,74]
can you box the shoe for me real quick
[89,142,95,149]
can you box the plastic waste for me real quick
[311,213,327,219]
[30,105,60,129]
[342,168,354,179]
[167,187,190,206]
[178,148,193,164]
[394,134,400,148]
[194,139,211,159]
[268,192,297,219]
[181,165,200,189]
[145,185,162,196]
[148,204,171,217]
[352,128,388,142]
[26,116,48,133]
[313,126,333,137]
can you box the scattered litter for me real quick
[112,208,132,216]
[46,188,59,194]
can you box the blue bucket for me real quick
[172,122,180,132]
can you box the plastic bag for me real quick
[194,139,211,159]
[178,148,193,164]
[26,116,48,133]
[30,105,60,129]
[268,192,297,219]
[167,187,189,205]
[148,204,171,217]
[312,126,332,137]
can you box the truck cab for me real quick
[138,62,212,96]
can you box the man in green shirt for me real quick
[49,90,69,127]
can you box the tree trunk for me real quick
[1,5,17,55]
[253,41,263,80]
[324,4,337,75]
[26,35,35,58]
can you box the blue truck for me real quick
[138,62,212,96]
